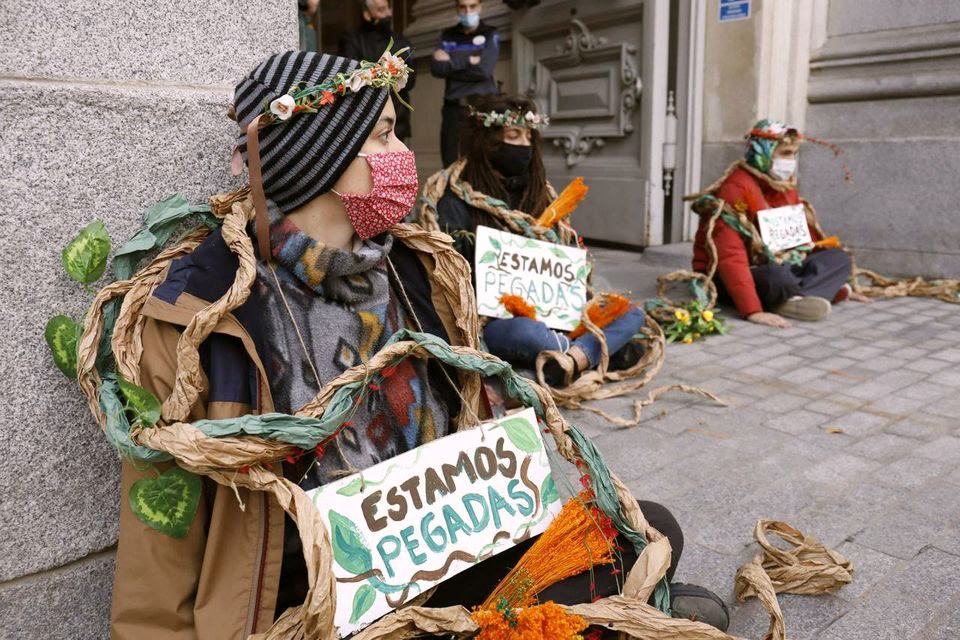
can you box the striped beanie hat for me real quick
[233,51,389,213]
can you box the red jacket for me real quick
[691,168,822,317]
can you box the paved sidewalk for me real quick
[571,248,960,640]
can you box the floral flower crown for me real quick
[469,107,550,130]
[263,41,412,126]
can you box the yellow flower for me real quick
[702,309,714,322]
[682,334,694,344]
[674,309,690,323]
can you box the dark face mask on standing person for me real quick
[368,16,392,33]
[490,143,533,178]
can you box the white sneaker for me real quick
[774,296,831,321]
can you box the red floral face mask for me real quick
[333,150,419,240]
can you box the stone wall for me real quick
[802,1,960,277]
[0,2,296,637]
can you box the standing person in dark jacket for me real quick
[339,0,417,141]
[430,0,500,166]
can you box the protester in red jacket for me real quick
[692,119,869,328]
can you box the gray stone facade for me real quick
[0,3,296,637]
[799,2,960,278]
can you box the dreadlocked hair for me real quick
[460,94,552,218]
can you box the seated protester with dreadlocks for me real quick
[418,95,647,388]
[692,119,869,329]
[112,53,729,637]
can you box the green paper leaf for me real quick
[549,247,568,260]
[541,474,559,506]
[575,264,590,280]
[117,375,161,428]
[44,315,81,379]
[330,510,374,575]
[113,196,216,280]
[129,465,202,538]
[500,416,541,453]
[489,237,501,250]
[62,220,111,284]
[349,584,377,624]
[478,250,498,264]
[337,477,365,497]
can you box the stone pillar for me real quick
[0,3,296,636]
[700,0,763,183]
[803,1,960,277]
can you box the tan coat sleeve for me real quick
[111,318,210,640]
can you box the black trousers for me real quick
[426,500,683,608]
[751,248,852,310]
[440,103,469,167]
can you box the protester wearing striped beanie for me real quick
[230,47,413,259]
[233,51,390,213]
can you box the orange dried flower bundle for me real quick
[568,293,632,339]
[500,294,537,320]
[814,235,841,249]
[472,601,588,640]
[536,177,589,228]
[482,491,618,610]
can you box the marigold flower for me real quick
[674,308,690,323]
[702,309,714,322]
[682,334,694,344]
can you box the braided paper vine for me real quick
[263,40,413,125]
[45,197,222,538]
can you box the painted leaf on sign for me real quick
[129,465,202,538]
[350,585,377,624]
[500,416,541,453]
[330,510,374,575]
[541,474,560,506]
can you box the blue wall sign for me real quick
[719,0,751,22]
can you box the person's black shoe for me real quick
[608,340,645,372]
[541,351,579,387]
[669,582,730,631]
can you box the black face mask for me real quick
[368,16,393,32]
[491,143,533,178]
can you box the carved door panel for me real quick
[512,0,669,246]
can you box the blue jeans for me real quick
[482,307,646,370]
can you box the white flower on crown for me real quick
[348,73,365,92]
[524,111,537,122]
[473,35,486,46]
[269,94,296,120]
[767,121,787,135]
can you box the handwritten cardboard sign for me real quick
[474,226,590,331]
[757,204,812,253]
[308,407,562,635]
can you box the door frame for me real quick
[671,0,706,242]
